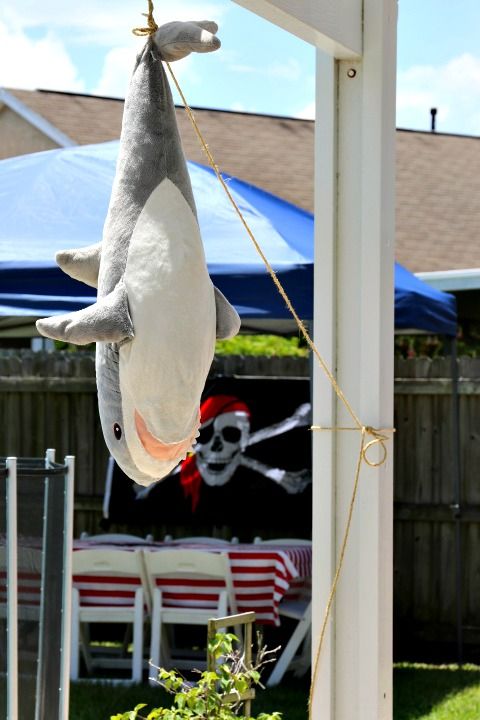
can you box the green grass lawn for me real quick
[394,664,480,720]
[69,664,480,720]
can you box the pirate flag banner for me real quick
[103,377,312,538]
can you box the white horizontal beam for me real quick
[416,268,480,292]
[232,0,362,58]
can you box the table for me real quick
[73,540,312,626]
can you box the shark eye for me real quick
[113,423,122,440]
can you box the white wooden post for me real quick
[232,2,397,718]
[313,9,396,714]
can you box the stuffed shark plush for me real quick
[36,21,241,486]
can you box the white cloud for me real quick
[267,57,301,81]
[230,101,246,112]
[93,45,138,98]
[229,57,302,82]
[1,1,227,97]
[94,45,195,99]
[295,101,315,120]
[1,1,227,47]
[230,63,257,75]
[397,53,480,134]
[0,21,84,91]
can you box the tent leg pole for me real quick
[448,336,463,664]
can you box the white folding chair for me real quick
[71,549,146,683]
[142,549,238,681]
[267,597,311,686]
[251,538,312,685]
[79,532,154,544]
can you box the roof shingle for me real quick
[6,88,480,273]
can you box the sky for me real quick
[1,0,480,136]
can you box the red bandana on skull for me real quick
[181,395,251,511]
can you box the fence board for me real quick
[1,351,480,656]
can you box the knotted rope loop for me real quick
[311,424,394,469]
[361,426,393,467]
[132,0,158,36]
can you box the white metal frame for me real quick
[6,457,18,720]
[232,2,396,717]
[4,451,74,720]
[60,454,75,718]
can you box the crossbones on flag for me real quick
[180,394,311,512]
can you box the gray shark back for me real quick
[99,39,196,297]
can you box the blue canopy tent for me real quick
[0,140,456,336]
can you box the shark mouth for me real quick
[134,409,200,463]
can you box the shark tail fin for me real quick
[153,20,220,62]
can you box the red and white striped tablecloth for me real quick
[73,541,312,626]
[0,545,42,609]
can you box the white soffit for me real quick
[0,88,77,148]
[232,0,362,58]
[416,269,480,292]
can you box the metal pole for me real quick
[449,338,463,663]
[35,449,59,720]
[6,457,18,720]
[59,456,75,720]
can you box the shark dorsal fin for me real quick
[56,242,102,289]
[214,286,241,340]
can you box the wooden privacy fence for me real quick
[393,356,480,658]
[1,349,480,656]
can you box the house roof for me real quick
[5,88,480,274]
[396,130,480,273]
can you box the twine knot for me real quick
[132,0,158,36]
[310,424,394,468]
[361,426,392,467]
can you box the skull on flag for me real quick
[178,394,311,512]
[195,395,251,486]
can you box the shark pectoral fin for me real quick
[214,286,241,340]
[153,20,220,62]
[36,281,134,345]
[56,242,102,289]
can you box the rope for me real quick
[311,425,395,467]
[131,4,395,716]
[132,0,158,36]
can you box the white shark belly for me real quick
[121,178,216,444]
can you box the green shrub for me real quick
[111,632,281,720]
